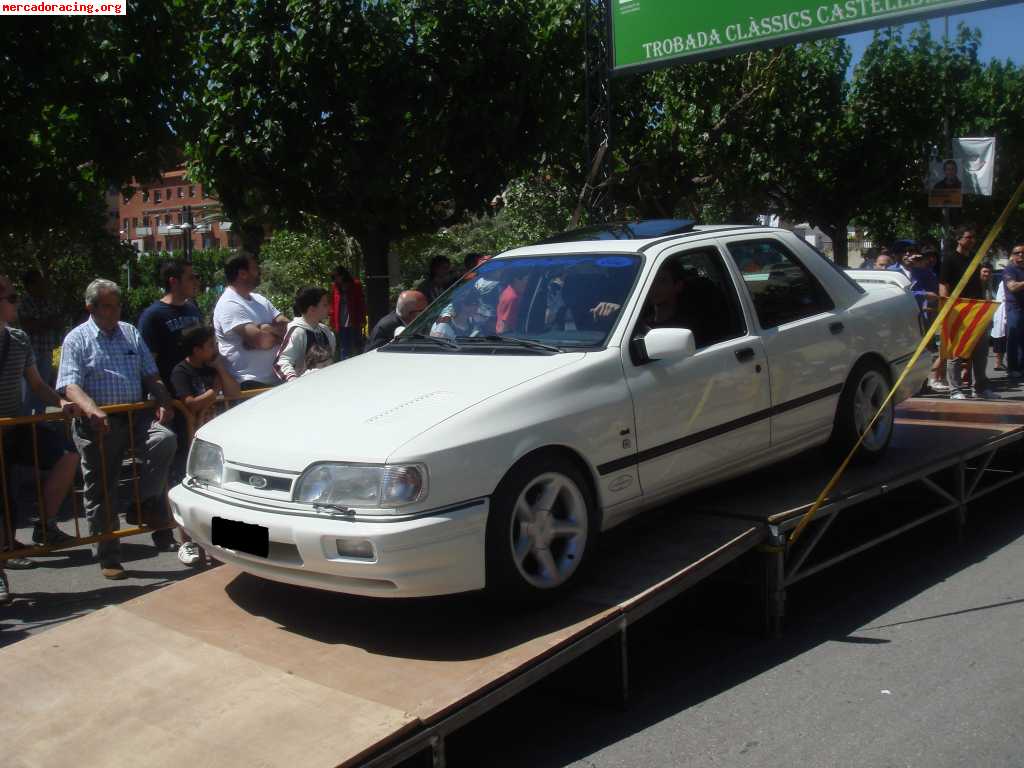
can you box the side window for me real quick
[636,248,746,349]
[727,239,835,328]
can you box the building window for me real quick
[142,190,149,203]
[132,217,138,228]
[154,190,161,203]
[177,212,184,224]
[165,214,172,224]
[166,188,172,200]
[189,186,196,198]
[142,216,149,227]
[122,218,129,231]
[177,187,184,198]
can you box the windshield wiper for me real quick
[474,335,562,353]
[397,331,461,350]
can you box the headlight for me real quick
[187,439,224,486]
[294,463,428,509]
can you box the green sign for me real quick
[611,0,1015,74]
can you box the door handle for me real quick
[735,347,755,362]
[829,322,844,335]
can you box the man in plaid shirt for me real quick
[56,279,178,579]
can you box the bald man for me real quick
[365,291,428,351]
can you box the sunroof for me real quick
[539,219,696,244]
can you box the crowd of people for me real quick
[862,227,1024,400]
[0,251,449,605]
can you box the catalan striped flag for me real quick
[941,298,1000,359]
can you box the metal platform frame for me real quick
[755,427,1024,637]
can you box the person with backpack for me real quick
[274,287,336,381]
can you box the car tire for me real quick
[828,359,895,463]
[485,452,598,600]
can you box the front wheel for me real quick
[486,454,597,599]
[829,361,895,462]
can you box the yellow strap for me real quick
[790,177,1024,546]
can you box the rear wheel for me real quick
[486,454,597,599]
[829,360,894,462]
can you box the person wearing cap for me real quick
[890,248,944,392]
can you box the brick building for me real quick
[118,168,237,254]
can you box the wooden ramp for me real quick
[0,511,761,768]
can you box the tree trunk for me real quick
[240,222,265,255]
[360,227,392,329]
[824,221,849,266]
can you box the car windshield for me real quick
[395,253,643,350]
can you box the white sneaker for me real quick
[928,379,950,392]
[951,392,969,400]
[177,542,202,566]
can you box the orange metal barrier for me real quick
[0,389,269,563]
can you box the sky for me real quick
[842,4,1024,66]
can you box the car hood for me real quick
[196,348,586,471]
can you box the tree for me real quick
[0,2,195,242]
[185,0,582,323]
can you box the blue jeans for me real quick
[1007,308,1024,373]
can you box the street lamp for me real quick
[179,204,195,262]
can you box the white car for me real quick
[169,221,929,598]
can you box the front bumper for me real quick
[168,484,488,598]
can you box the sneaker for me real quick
[976,389,1000,400]
[951,392,969,400]
[31,525,76,547]
[151,529,179,552]
[928,379,950,392]
[0,572,11,605]
[100,562,126,580]
[177,542,202,567]
[3,555,37,570]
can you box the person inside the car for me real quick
[430,291,481,341]
[588,260,706,342]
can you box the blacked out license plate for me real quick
[212,516,269,558]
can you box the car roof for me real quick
[498,223,772,258]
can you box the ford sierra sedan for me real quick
[169,221,929,598]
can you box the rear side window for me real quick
[727,239,835,328]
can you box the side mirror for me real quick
[393,326,406,338]
[642,327,696,362]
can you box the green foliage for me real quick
[1,230,134,327]
[258,229,360,314]
[1,3,195,244]
[184,0,583,321]
[391,168,577,303]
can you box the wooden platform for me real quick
[0,511,760,768]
